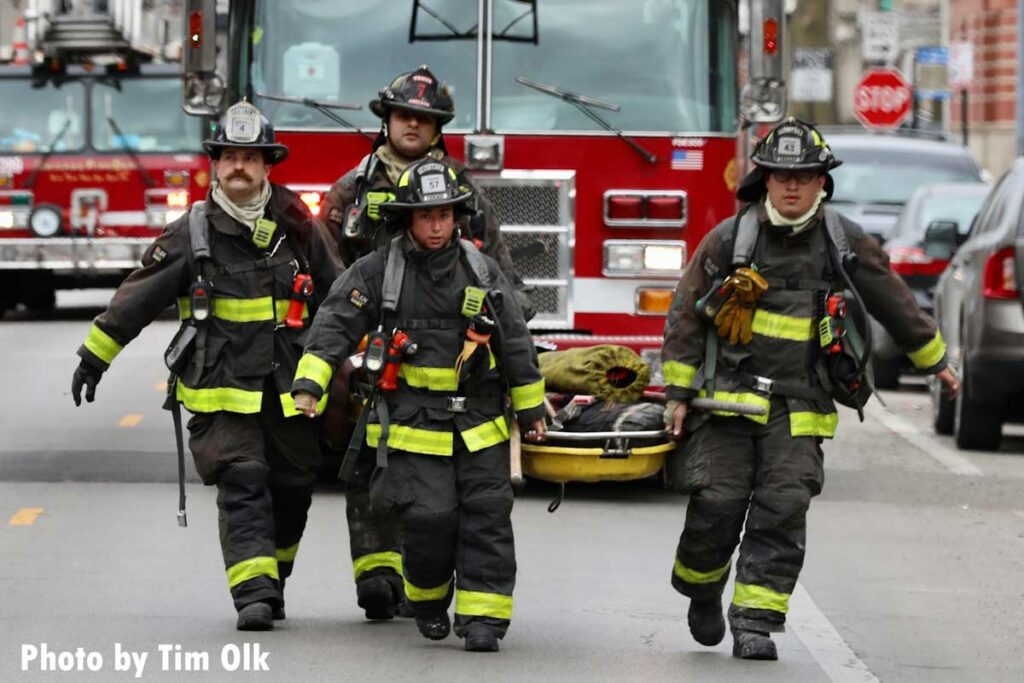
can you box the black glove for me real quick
[71,360,103,406]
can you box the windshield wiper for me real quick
[516,76,657,164]
[23,119,72,189]
[106,115,157,188]
[257,92,372,140]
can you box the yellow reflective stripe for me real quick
[697,389,771,424]
[790,411,839,437]
[455,589,513,620]
[366,423,454,456]
[461,416,510,452]
[276,543,299,563]
[907,331,945,369]
[399,364,458,391]
[273,300,308,323]
[663,360,698,389]
[176,384,263,414]
[732,582,790,614]
[295,353,334,394]
[404,577,450,602]
[177,296,191,319]
[398,170,412,187]
[212,296,275,322]
[353,551,403,580]
[226,556,279,588]
[83,324,123,365]
[510,378,545,411]
[674,558,731,585]
[279,391,328,418]
[751,309,814,341]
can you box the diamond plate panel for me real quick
[480,184,563,226]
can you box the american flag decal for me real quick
[671,148,704,171]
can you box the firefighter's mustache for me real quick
[226,172,253,181]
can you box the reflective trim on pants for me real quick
[454,589,513,620]
[366,423,453,456]
[789,410,839,437]
[275,543,299,563]
[673,558,731,585]
[732,581,790,614]
[460,416,510,452]
[226,556,279,589]
[353,551,403,580]
[404,577,451,603]
[176,384,263,414]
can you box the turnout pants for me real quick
[187,386,320,611]
[346,443,403,591]
[370,436,516,637]
[670,400,824,632]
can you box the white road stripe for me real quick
[864,404,984,477]
[790,584,879,683]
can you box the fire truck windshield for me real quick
[0,80,85,153]
[247,0,736,133]
[92,77,203,152]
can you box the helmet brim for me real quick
[380,193,474,214]
[203,140,289,165]
[753,158,842,172]
[370,99,455,126]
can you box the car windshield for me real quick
[91,77,203,152]
[907,189,989,238]
[829,143,981,204]
[248,0,737,133]
[0,79,85,153]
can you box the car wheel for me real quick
[930,374,955,435]
[872,354,901,390]
[953,359,1003,450]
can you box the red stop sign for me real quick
[854,68,912,129]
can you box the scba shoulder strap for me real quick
[381,236,493,316]
[731,204,854,275]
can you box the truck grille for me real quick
[474,171,574,329]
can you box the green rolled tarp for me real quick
[538,344,651,403]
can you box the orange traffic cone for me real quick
[12,16,29,65]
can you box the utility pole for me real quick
[788,0,834,124]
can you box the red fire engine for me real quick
[0,1,205,314]
[182,0,789,378]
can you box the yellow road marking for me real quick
[155,382,168,392]
[118,414,144,427]
[9,508,44,526]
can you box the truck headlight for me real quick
[603,240,686,278]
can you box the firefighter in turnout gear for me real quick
[292,158,546,653]
[318,65,535,621]
[71,101,339,631]
[661,118,961,660]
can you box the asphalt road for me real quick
[2,291,1023,682]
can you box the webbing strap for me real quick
[823,207,852,263]
[382,236,407,314]
[459,239,492,288]
[732,206,760,267]
[188,201,210,261]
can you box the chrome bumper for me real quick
[0,237,150,271]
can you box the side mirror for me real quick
[924,219,961,258]
[741,0,787,123]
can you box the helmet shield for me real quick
[203,101,289,164]
[381,158,474,215]
[369,65,455,125]
[750,117,841,172]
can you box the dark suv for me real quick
[826,130,986,244]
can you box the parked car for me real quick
[870,182,991,388]
[931,161,1024,450]
[825,130,986,244]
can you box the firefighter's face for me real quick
[765,169,826,219]
[214,148,270,201]
[409,206,455,250]
[388,109,438,157]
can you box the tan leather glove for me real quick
[713,267,768,345]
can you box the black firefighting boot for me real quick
[462,622,501,653]
[273,579,286,620]
[688,597,726,646]
[416,612,452,641]
[236,601,274,631]
[731,628,778,660]
[356,574,401,621]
